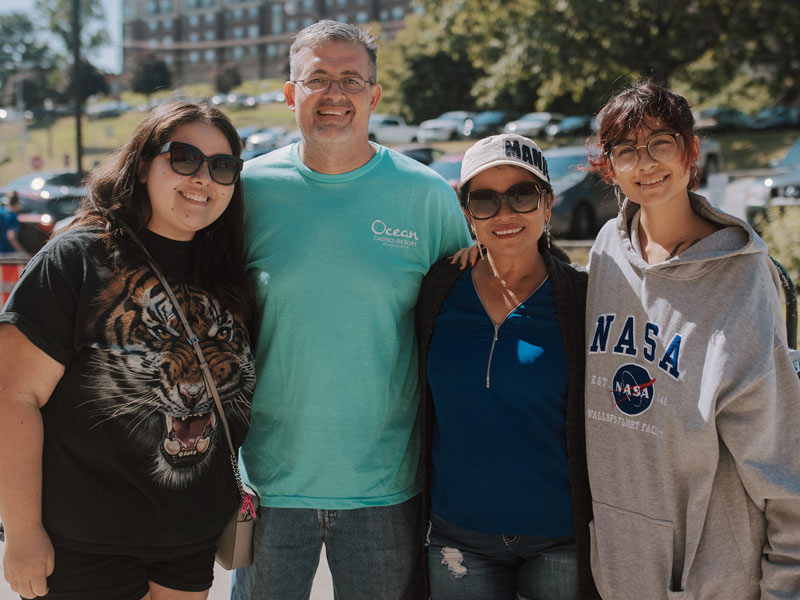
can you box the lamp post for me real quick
[72,0,83,174]
[44,98,54,159]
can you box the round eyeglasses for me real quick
[466,181,551,220]
[608,133,681,172]
[292,76,374,94]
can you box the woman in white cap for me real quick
[415,134,599,599]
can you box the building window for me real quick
[188,31,199,41]
[379,9,388,20]
[233,26,243,38]
[286,19,297,31]
[189,14,199,26]
[205,49,215,62]
[164,54,173,64]
[267,43,276,58]
[303,0,313,9]
[233,8,243,19]
[189,50,199,63]
[336,0,346,6]
[148,20,158,31]
[284,1,298,15]
[250,45,258,55]
[271,4,283,34]
[248,6,258,17]
[356,10,368,22]
[391,6,404,19]
[233,46,244,59]
[160,0,173,13]
[163,35,173,45]
[204,30,215,40]
[146,0,158,15]
[303,17,313,26]
[124,2,136,19]
[148,39,157,47]
[248,24,259,37]
[205,12,215,23]
[336,13,346,21]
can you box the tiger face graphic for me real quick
[85,266,255,489]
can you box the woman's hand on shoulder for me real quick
[3,522,54,599]
[449,243,481,270]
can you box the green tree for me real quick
[35,0,109,56]
[63,59,110,101]
[130,53,172,97]
[0,13,59,109]
[215,64,243,95]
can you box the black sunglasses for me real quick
[466,181,551,220]
[158,141,243,186]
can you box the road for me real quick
[0,541,335,600]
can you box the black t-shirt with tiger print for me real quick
[0,228,255,556]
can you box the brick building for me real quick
[122,0,415,84]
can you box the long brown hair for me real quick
[588,80,700,201]
[70,101,253,319]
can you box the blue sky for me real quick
[2,0,122,73]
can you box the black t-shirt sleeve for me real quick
[0,233,89,365]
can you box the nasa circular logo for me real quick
[612,364,655,416]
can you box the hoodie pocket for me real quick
[590,501,689,599]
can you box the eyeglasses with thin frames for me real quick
[158,141,243,186]
[292,76,374,94]
[608,132,681,172]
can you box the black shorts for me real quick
[33,544,216,600]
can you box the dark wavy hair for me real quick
[69,101,253,319]
[588,80,700,202]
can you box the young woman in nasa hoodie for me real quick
[584,80,800,600]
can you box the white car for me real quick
[417,111,477,143]
[504,112,565,138]
[368,114,418,145]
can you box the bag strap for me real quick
[119,222,249,501]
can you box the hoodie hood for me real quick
[611,192,766,279]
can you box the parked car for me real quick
[86,101,133,120]
[428,153,464,191]
[746,137,800,226]
[1,171,87,253]
[698,137,723,183]
[546,146,616,238]
[368,114,418,145]
[504,112,565,137]
[547,115,595,139]
[395,145,445,166]
[417,111,477,143]
[464,111,521,138]
[695,107,752,132]
[750,106,800,131]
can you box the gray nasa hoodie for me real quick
[585,193,800,600]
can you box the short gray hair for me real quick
[289,20,378,82]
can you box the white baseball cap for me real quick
[459,133,550,190]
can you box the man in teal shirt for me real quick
[231,20,471,600]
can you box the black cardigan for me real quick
[414,239,600,599]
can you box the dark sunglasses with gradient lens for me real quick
[466,181,550,220]
[158,141,243,186]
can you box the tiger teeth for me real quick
[196,437,210,453]
[164,438,181,455]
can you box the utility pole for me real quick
[72,0,83,173]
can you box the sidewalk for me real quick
[0,542,334,600]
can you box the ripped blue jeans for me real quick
[426,512,579,600]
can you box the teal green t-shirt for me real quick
[240,143,471,508]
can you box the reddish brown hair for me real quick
[588,80,700,197]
